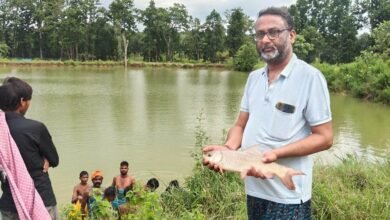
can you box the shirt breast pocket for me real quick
[269,109,295,140]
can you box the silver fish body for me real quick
[203,147,304,190]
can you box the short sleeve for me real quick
[240,80,249,112]
[304,71,332,126]
[240,72,259,113]
[38,123,59,167]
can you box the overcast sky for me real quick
[100,0,296,21]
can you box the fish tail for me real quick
[288,169,305,176]
[281,169,305,190]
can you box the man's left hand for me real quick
[240,150,278,179]
[262,150,278,163]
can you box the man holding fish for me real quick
[203,7,333,220]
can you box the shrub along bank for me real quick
[314,52,390,104]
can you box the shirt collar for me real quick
[5,111,25,119]
[280,53,297,78]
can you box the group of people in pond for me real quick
[71,160,179,217]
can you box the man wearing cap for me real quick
[86,170,105,212]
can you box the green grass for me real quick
[160,121,390,219]
[159,154,390,219]
[312,156,390,220]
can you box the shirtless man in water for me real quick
[71,171,91,204]
[112,161,135,202]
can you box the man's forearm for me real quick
[274,122,333,159]
[224,126,245,150]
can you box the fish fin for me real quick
[280,168,305,190]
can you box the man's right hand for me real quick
[202,145,231,173]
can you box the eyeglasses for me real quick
[254,28,291,41]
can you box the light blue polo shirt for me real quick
[240,54,331,204]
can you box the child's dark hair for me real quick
[169,180,179,187]
[104,186,117,198]
[165,180,180,192]
[0,77,33,111]
[79,171,88,178]
[123,185,133,197]
[146,178,159,191]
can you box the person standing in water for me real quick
[71,171,91,204]
[112,161,135,204]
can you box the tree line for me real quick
[0,0,388,64]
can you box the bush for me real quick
[314,52,389,104]
[233,43,259,72]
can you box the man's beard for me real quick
[257,40,289,64]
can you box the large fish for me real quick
[203,145,304,190]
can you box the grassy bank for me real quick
[160,155,390,219]
[0,58,227,68]
[64,158,390,219]
[161,128,390,219]
[312,156,390,219]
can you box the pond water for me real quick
[0,66,389,206]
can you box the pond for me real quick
[0,66,389,206]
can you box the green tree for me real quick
[0,0,12,47]
[91,8,117,60]
[30,0,63,59]
[290,0,367,63]
[79,0,101,60]
[163,3,189,61]
[370,20,390,58]
[140,0,164,61]
[58,1,85,60]
[367,0,390,30]
[289,0,311,33]
[225,8,249,56]
[109,0,137,66]
[4,0,36,57]
[203,9,225,62]
[293,35,314,62]
[181,17,202,60]
[140,2,189,62]
[299,26,325,62]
